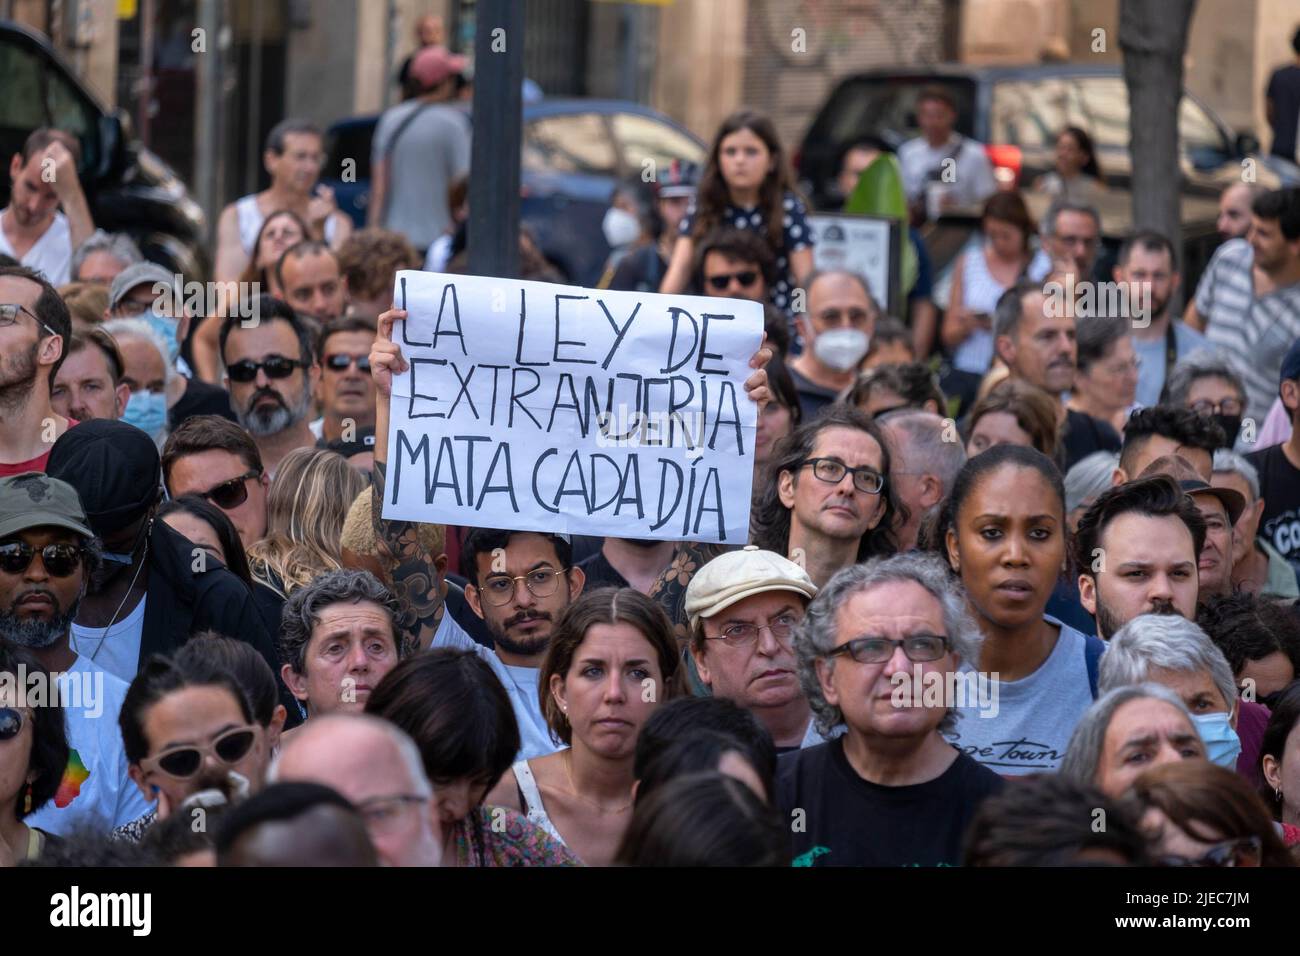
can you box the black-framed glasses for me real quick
[0,541,85,577]
[479,568,567,606]
[1159,835,1262,868]
[325,353,371,373]
[799,457,885,494]
[706,612,802,648]
[0,302,57,336]
[0,707,28,741]
[706,271,759,291]
[139,725,258,778]
[827,634,950,664]
[226,355,307,383]
[1188,398,1244,416]
[197,470,262,510]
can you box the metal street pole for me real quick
[193,0,221,244]
[467,0,522,279]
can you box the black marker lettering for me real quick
[476,442,519,512]
[515,288,548,367]
[432,283,468,355]
[392,430,430,504]
[448,363,480,420]
[661,308,699,373]
[532,449,560,514]
[553,294,596,365]
[407,358,447,419]
[508,367,542,429]
[696,313,733,375]
[598,299,639,369]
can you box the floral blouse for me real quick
[453,805,581,867]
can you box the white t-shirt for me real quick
[432,611,560,761]
[70,594,147,684]
[0,209,72,285]
[24,654,152,835]
[897,135,997,209]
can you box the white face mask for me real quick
[602,207,641,249]
[812,328,870,372]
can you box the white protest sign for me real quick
[383,270,764,543]
[810,213,893,309]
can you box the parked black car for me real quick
[0,20,208,279]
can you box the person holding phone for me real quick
[941,192,1042,375]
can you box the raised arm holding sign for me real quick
[376,271,768,542]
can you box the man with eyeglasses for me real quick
[310,315,376,446]
[0,473,151,837]
[693,228,773,305]
[270,713,443,867]
[752,406,895,589]
[1041,197,1103,285]
[1,128,95,287]
[0,265,75,476]
[162,416,270,550]
[219,295,321,478]
[214,118,352,285]
[106,262,236,432]
[776,553,1003,867]
[787,270,880,422]
[685,546,827,751]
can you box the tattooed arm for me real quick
[369,306,445,650]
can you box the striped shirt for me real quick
[1195,238,1300,420]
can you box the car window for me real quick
[608,112,704,176]
[810,78,977,147]
[45,67,99,174]
[1073,78,1130,151]
[0,40,48,141]
[523,113,617,175]
[990,79,1070,149]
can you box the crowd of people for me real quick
[3,48,1300,868]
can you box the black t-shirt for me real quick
[1268,66,1300,160]
[170,377,236,430]
[1062,409,1120,472]
[577,549,631,591]
[1246,443,1300,572]
[776,737,1004,867]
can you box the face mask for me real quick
[602,207,641,249]
[812,328,870,373]
[122,390,168,444]
[1213,414,1242,448]
[143,308,181,365]
[1192,711,1242,769]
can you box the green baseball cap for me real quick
[0,472,95,540]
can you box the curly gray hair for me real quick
[1165,349,1247,411]
[1099,613,1238,712]
[71,230,143,278]
[279,568,401,676]
[794,552,983,736]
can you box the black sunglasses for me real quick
[325,353,371,373]
[0,707,26,741]
[198,470,262,510]
[226,355,306,383]
[0,541,85,577]
[706,271,759,291]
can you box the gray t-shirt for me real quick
[941,616,1096,776]
[371,100,471,250]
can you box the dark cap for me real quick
[1281,337,1300,384]
[44,420,162,536]
[322,427,376,462]
[0,473,94,540]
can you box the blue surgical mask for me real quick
[143,308,181,365]
[1192,711,1242,769]
[122,390,168,444]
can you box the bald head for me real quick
[269,714,442,866]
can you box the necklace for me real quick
[561,750,632,815]
[75,537,149,664]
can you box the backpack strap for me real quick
[1084,632,1106,699]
